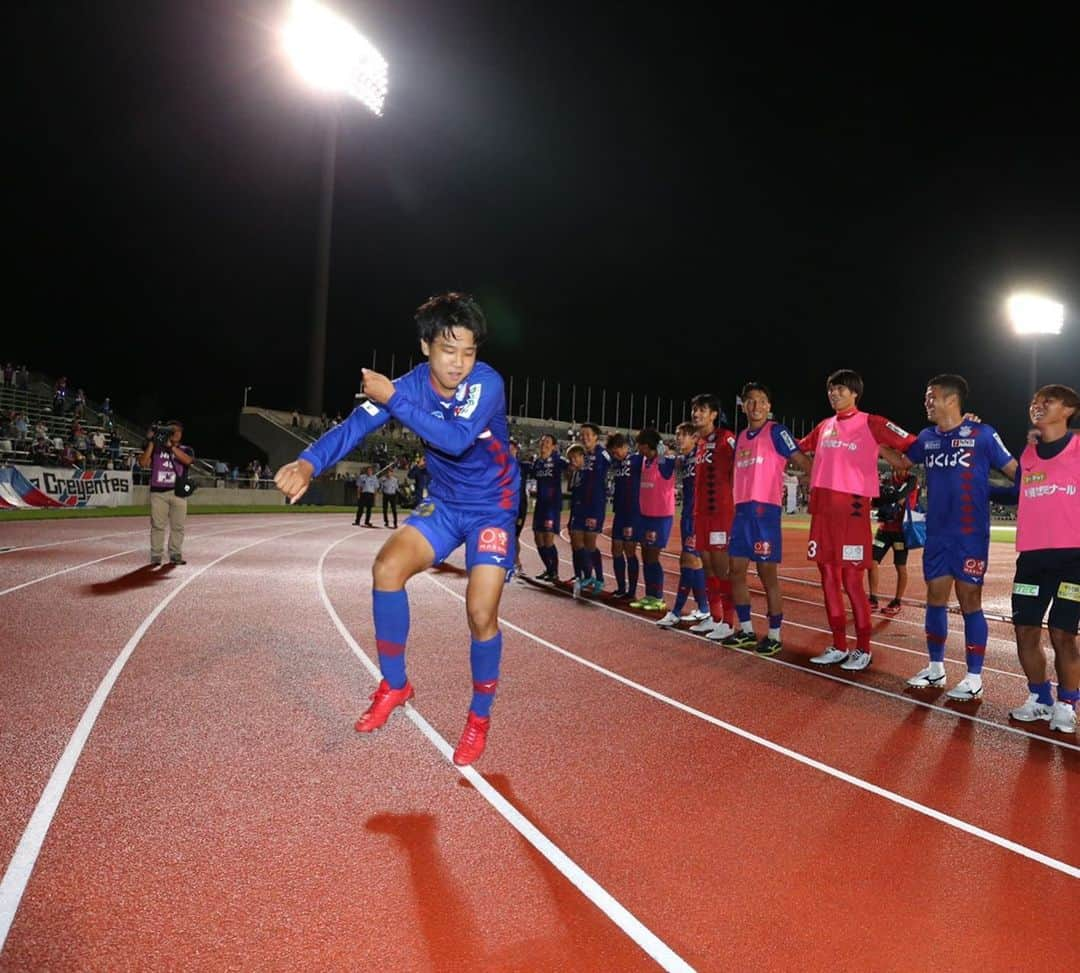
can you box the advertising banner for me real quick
[0,465,134,509]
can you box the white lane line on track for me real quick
[315,534,695,973]
[0,522,336,954]
[0,527,146,554]
[0,519,326,598]
[426,572,1080,880]
[518,541,1078,753]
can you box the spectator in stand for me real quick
[291,409,300,428]
[230,465,240,483]
[2,363,12,386]
[408,454,431,500]
[73,388,86,419]
[31,435,53,465]
[91,429,106,465]
[59,441,83,468]
[34,418,49,440]
[53,376,68,415]
[379,469,400,528]
[71,422,88,457]
[109,431,122,463]
[16,365,29,390]
[101,397,113,429]
[13,412,29,444]
[261,465,274,489]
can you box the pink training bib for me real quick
[1016,436,1080,552]
[733,421,789,506]
[809,411,881,498]
[639,456,675,517]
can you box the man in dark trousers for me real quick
[354,466,379,527]
[379,468,400,528]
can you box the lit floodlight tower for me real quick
[282,0,388,416]
[1006,292,1065,394]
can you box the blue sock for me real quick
[925,605,948,663]
[736,603,752,624]
[590,549,603,582]
[962,610,988,674]
[692,568,708,611]
[469,633,502,717]
[373,589,409,689]
[572,548,586,578]
[613,554,626,591]
[643,561,661,598]
[768,613,783,637]
[1058,687,1080,707]
[672,566,692,614]
[627,556,640,598]
[1031,681,1054,705]
[544,545,559,576]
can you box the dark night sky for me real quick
[11,1,1079,460]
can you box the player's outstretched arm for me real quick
[275,459,315,505]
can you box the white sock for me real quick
[769,625,781,640]
[929,661,946,678]
[741,621,754,634]
[964,672,982,688]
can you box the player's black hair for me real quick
[740,381,771,402]
[826,369,863,401]
[927,374,969,406]
[581,422,601,437]
[636,428,661,450]
[415,292,487,344]
[690,393,724,428]
[607,432,628,450]
[1035,384,1080,423]
[539,433,557,447]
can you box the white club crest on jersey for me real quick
[454,383,482,419]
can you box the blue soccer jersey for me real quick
[612,453,642,521]
[578,444,611,514]
[531,452,567,512]
[907,420,1014,539]
[299,361,519,512]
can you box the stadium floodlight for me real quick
[1006,293,1065,335]
[282,0,388,116]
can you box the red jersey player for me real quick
[688,393,738,641]
[797,369,915,671]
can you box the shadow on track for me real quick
[84,563,177,596]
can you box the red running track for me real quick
[0,513,1076,971]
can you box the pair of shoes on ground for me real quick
[150,556,185,566]
[572,577,603,597]
[630,596,666,611]
[533,570,557,582]
[355,679,492,763]
[905,667,982,701]
[654,608,709,627]
[1010,694,1077,733]
[809,647,873,671]
[687,616,733,638]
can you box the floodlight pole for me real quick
[307,109,339,417]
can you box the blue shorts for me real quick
[680,516,698,555]
[532,504,562,534]
[406,498,517,572]
[638,514,673,550]
[922,535,989,586]
[612,512,639,543]
[729,502,782,562]
[569,507,606,534]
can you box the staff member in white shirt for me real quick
[354,466,379,527]
[379,470,400,528]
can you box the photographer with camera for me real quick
[138,420,195,565]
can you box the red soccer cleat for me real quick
[453,711,491,766]
[355,679,414,732]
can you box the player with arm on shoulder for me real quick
[565,443,586,591]
[721,383,812,655]
[1005,384,1080,733]
[797,369,916,672]
[629,429,675,612]
[530,434,566,581]
[569,423,611,594]
[608,432,642,600]
[657,422,710,627]
[898,375,1018,700]
[274,293,519,766]
[688,393,739,642]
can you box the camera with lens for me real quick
[151,423,175,448]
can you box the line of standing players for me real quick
[525,371,1079,735]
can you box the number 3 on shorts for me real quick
[807,539,817,559]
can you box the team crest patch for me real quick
[477,526,509,555]
[414,501,436,517]
[453,383,482,419]
[1013,582,1039,597]
[1058,582,1080,602]
[842,545,864,560]
[753,540,772,556]
[962,558,986,578]
[708,531,727,545]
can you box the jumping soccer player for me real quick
[867,469,919,616]
[797,369,915,671]
[569,423,610,594]
[688,393,738,641]
[608,432,641,599]
[657,422,710,627]
[274,293,519,766]
[630,429,675,612]
[897,375,1017,700]
[721,383,811,655]
[530,433,566,581]
[1004,384,1079,734]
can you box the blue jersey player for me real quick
[608,432,642,599]
[900,374,1018,701]
[569,423,610,594]
[274,293,519,766]
[530,434,567,581]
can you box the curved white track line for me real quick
[0,522,334,953]
[315,533,695,973]
[426,572,1080,880]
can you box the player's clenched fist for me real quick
[275,459,315,504]
[361,368,396,405]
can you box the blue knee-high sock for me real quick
[590,549,603,581]
[614,554,626,591]
[925,605,948,663]
[373,589,409,689]
[647,561,664,598]
[543,545,558,576]
[672,566,693,614]
[962,610,988,674]
[469,632,502,717]
[572,548,586,578]
[692,567,708,611]
[627,555,640,597]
